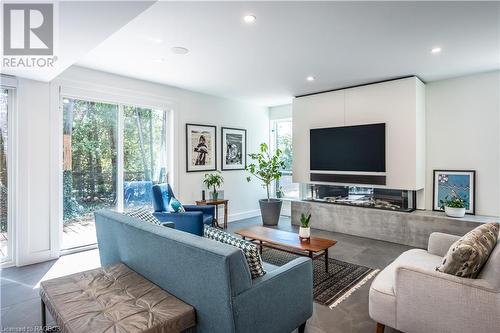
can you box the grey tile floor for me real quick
[1,216,411,333]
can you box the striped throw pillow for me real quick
[204,225,265,279]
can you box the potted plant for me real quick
[299,210,311,241]
[203,171,224,200]
[439,192,467,218]
[246,143,286,226]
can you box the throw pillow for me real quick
[169,198,186,213]
[436,222,499,278]
[204,225,266,279]
[126,207,161,226]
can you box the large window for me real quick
[272,119,299,200]
[0,89,9,261]
[62,97,168,250]
[123,106,168,211]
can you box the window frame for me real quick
[0,83,18,267]
[51,79,177,256]
[270,118,299,201]
[60,95,171,251]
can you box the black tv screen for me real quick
[310,123,386,172]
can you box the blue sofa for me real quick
[95,209,313,333]
[152,183,214,236]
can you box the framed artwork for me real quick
[221,127,247,170]
[186,123,217,172]
[433,170,476,215]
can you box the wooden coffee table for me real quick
[235,226,337,272]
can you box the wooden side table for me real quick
[195,199,229,229]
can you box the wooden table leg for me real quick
[308,251,313,258]
[224,202,228,229]
[325,248,329,273]
[259,240,263,254]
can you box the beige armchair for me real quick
[369,232,500,333]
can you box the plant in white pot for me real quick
[203,171,224,200]
[299,210,311,241]
[440,192,467,218]
[246,143,286,226]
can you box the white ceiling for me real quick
[22,2,500,106]
[1,1,155,82]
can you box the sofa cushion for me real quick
[369,249,442,328]
[126,207,161,225]
[204,226,266,279]
[436,222,499,278]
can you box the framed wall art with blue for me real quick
[433,170,476,215]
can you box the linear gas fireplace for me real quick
[302,184,416,212]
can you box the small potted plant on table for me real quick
[203,171,224,200]
[246,143,286,226]
[440,192,467,218]
[299,210,311,241]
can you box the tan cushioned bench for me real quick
[39,263,195,333]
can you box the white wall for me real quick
[269,104,292,120]
[426,71,500,216]
[292,77,426,191]
[14,66,269,265]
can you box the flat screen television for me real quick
[310,123,386,172]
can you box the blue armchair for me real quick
[152,184,215,236]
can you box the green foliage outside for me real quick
[63,99,167,224]
[0,90,8,233]
[246,143,286,200]
[277,134,293,171]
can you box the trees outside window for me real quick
[62,97,168,249]
[272,119,299,200]
[0,89,9,261]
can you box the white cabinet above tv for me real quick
[292,76,425,190]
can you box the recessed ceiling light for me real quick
[306,76,315,82]
[155,58,165,63]
[171,47,189,55]
[431,47,442,54]
[243,15,256,23]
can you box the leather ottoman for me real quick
[39,263,195,333]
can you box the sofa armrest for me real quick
[427,232,461,256]
[152,211,204,236]
[160,221,175,228]
[394,265,500,333]
[232,257,313,333]
[184,205,215,216]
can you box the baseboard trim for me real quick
[227,209,261,223]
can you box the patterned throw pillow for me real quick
[204,226,266,279]
[126,207,161,226]
[436,223,499,278]
[169,198,186,213]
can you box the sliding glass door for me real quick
[123,106,168,211]
[62,97,169,250]
[62,98,118,250]
[0,89,10,262]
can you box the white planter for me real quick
[445,206,466,218]
[299,227,311,240]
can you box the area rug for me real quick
[260,248,379,308]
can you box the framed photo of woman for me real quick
[221,127,247,170]
[186,124,217,172]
